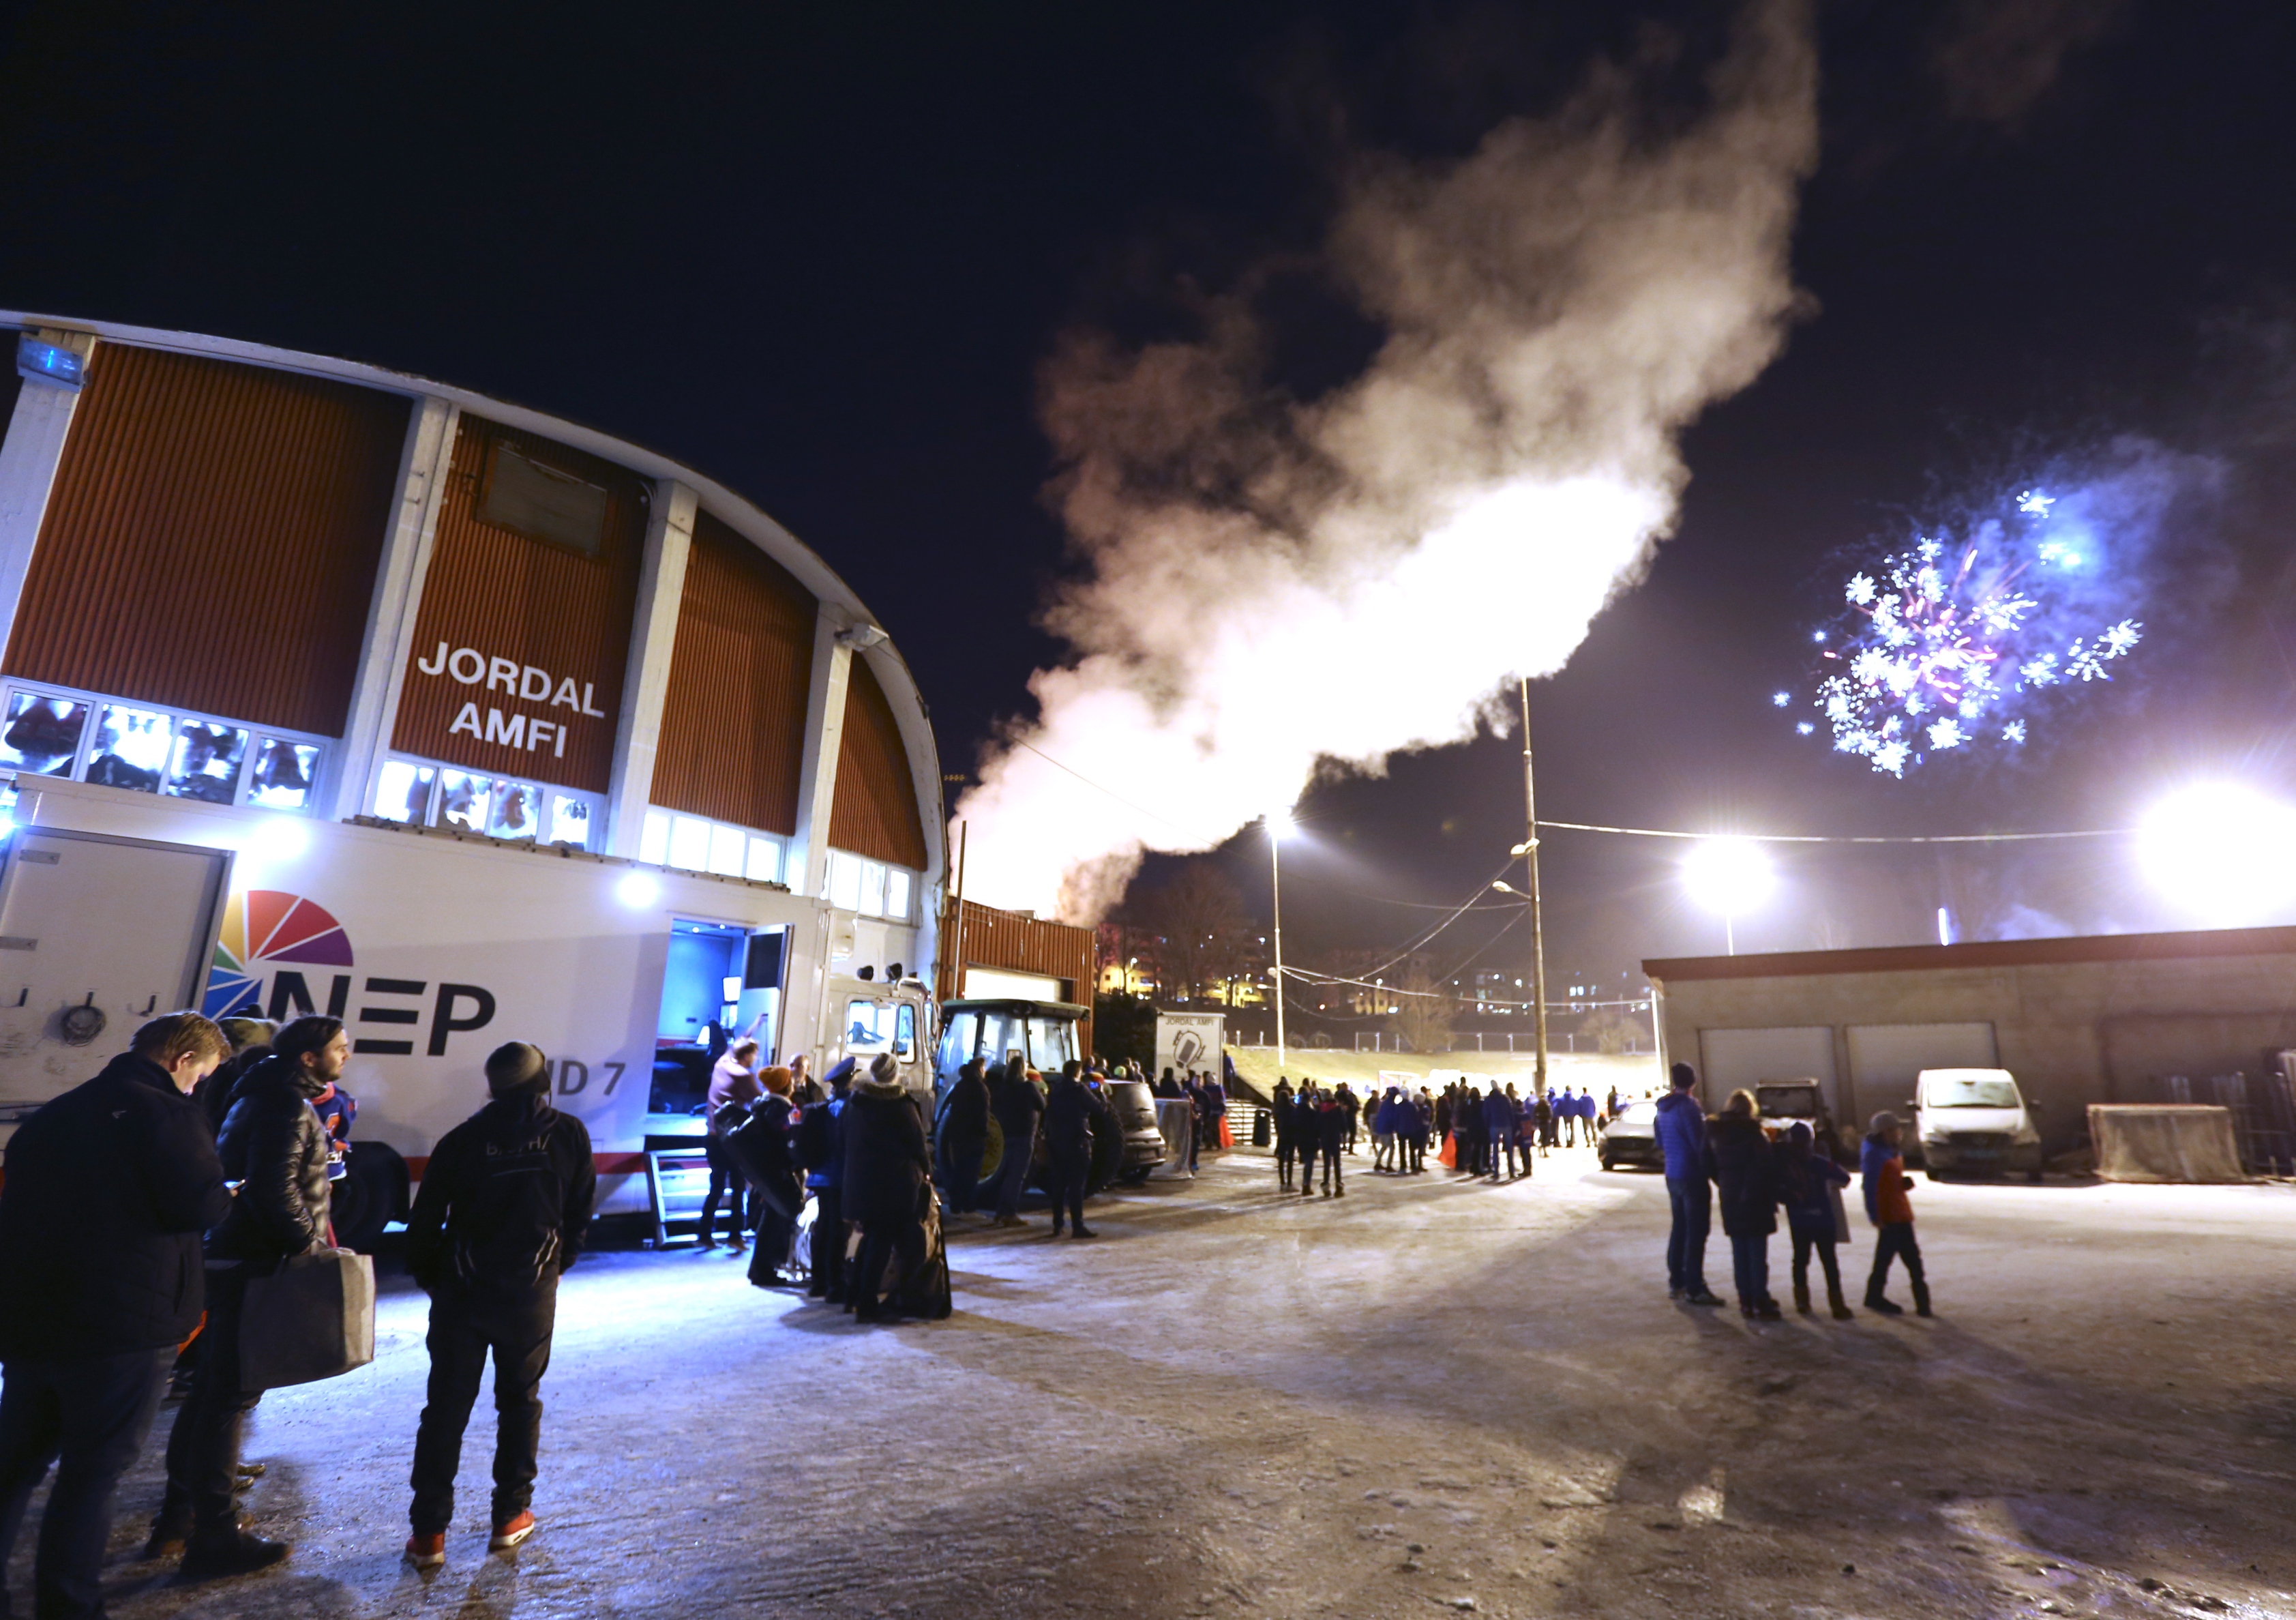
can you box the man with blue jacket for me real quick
[1655,1063,1725,1306]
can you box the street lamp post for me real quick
[1489,683,1549,1095]
[1519,680,1549,1098]
[1267,808,1293,1069]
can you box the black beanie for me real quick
[486,1041,548,1096]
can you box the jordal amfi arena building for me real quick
[0,315,950,1239]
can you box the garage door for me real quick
[1845,1022,1997,1125]
[1699,1026,1838,1116]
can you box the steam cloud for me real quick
[956,1,1819,921]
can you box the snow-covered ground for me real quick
[16,1145,2296,1618]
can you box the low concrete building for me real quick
[1642,926,2296,1155]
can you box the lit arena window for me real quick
[374,752,599,850]
[825,848,916,923]
[0,681,328,812]
[639,808,788,887]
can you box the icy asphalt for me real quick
[16,1144,2296,1620]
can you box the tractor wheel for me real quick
[971,1116,1010,1209]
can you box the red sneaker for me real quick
[404,1533,446,1569]
[489,1512,537,1552]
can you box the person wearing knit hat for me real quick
[401,1042,596,1567]
[486,1042,548,1095]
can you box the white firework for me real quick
[1792,488,2143,774]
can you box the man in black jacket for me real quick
[1270,1078,1298,1190]
[938,1058,991,1217]
[1041,1061,1099,1240]
[0,1012,231,1620]
[403,1042,595,1567]
[1315,1091,1348,1198]
[987,1061,1043,1229]
[153,1013,342,1577]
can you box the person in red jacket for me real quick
[1860,1112,1930,1317]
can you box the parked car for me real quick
[1096,1077,1173,1185]
[1754,1079,1851,1159]
[1907,1067,2044,1181]
[1598,1099,1663,1171]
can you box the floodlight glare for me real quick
[1682,837,1774,917]
[616,871,662,909]
[1266,806,1297,841]
[2136,783,2296,925]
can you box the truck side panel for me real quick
[5,778,922,1216]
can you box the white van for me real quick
[1909,1067,2044,1181]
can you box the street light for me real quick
[1514,679,1550,1095]
[1266,808,1294,1067]
[1681,837,1774,956]
[2136,783,2296,926]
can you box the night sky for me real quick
[1,1,2291,984]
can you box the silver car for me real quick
[1598,1099,1663,1171]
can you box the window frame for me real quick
[372,749,603,850]
[638,807,789,887]
[0,678,331,814]
[824,846,919,922]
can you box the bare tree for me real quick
[1387,961,1456,1055]
[1138,861,1251,1003]
[1578,1005,1643,1055]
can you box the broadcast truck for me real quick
[0,773,935,1247]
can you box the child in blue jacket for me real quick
[1776,1122,1853,1319]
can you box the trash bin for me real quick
[1251,1107,1271,1147]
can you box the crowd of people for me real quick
[0,1010,595,1615]
[697,1042,949,1304]
[1655,1061,1931,1320]
[0,1020,1945,1615]
[1264,1074,1635,1192]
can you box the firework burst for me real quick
[1804,489,2142,776]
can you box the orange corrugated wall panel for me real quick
[936,898,1097,1052]
[5,344,408,735]
[648,511,815,834]
[828,656,927,869]
[389,416,647,793]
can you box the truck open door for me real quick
[0,825,233,1140]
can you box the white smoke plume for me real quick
[956,0,1819,920]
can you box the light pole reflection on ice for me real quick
[1682,837,1774,956]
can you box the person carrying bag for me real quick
[730,1066,803,1287]
[151,1014,349,1578]
[239,1248,376,1391]
[402,1043,595,1567]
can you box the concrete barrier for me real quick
[2088,1104,2246,1183]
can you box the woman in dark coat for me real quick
[739,1066,803,1288]
[1706,1089,1782,1319]
[841,1054,931,1321]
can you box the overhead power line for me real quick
[1534,818,2126,844]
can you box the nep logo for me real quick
[202,889,496,1055]
[204,890,353,1019]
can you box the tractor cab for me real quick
[934,997,1088,1098]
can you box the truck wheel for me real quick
[335,1142,408,1253]
[1599,1151,1615,1172]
